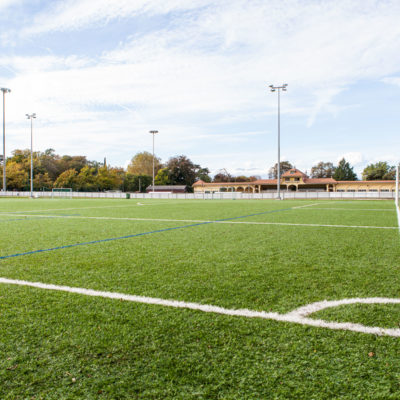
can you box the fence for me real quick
[0,191,395,200]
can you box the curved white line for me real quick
[1,277,399,337]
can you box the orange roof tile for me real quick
[282,168,308,178]
[304,178,337,184]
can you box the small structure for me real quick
[146,185,188,193]
[193,169,396,193]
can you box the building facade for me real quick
[193,168,396,193]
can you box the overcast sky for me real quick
[1,0,399,177]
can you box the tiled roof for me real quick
[193,181,255,186]
[146,185,187,190]
[304,178,337,184]
[336,180,395,184]
[282,168,308,178]
[253,179,277,184]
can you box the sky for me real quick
[0,0,400,178]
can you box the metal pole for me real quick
[26,113,36,198]
[1,88,11,192]
[2,90,5,192]
[30,117,33,197]
[396,165,399,208]
[269,84,287,200]
[277,88,281,200]
[149,130,158,193]
[152,132,155,192]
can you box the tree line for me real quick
[264,159,395,181]
[0,149,396,192]
[0,149,212,192]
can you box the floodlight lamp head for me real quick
[1,88,11,93]
[149,130,158,134]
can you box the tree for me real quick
[3,161,29,190]
[76,166,98,191]
[196,167,211,183]
[54,169,79,190]
[213,169,233,182]
[165,155,200,189]
[123,174,152,192]
[332,158,357,181]
[155,168,171,185]
[362,162,395,180]
[310,162,336,178]
[268,161,293,179]
[33,173,53,191]
[96,167,123,191]
[127,152,162,176]
[234,175,258,182]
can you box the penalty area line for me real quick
[1,277,400,337]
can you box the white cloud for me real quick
[338,152,364,166]
[383,76,400,87]
[1,0,400,173]
[22,0,219,35]
[0,0,18,10]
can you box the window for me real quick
[381,189,389,192]
[294,178,300,181]
[347,190,355,192]
[337,190,345,192]
[368,189,377,192]
[358,189,366,192]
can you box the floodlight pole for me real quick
[1,88,11,192]
[269,84,287,200]
[396,164,399,208]
[149,130,158,193]
[26,113,36,198]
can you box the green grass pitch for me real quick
[1,198,400,399]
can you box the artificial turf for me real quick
[0,198,399,399]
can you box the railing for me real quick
[0,191,395,200]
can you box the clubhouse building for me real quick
[193,168,395,194]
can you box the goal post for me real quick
[52,188,73,199]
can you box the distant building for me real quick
[193,168,395,193]
[146,185,188,193]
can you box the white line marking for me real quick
[0,213,396,230]
[296,207,395,212]
[292,203,321,209]
[1,277,399,337]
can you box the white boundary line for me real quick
[1,277,399,337]
[291,203,321,209]
[0,213,396,230]
[296,207,395,212]
[396,202,400,234]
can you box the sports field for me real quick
[1,198,400,399]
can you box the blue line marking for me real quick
[0,216,59,223]
[0,206,294,261]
